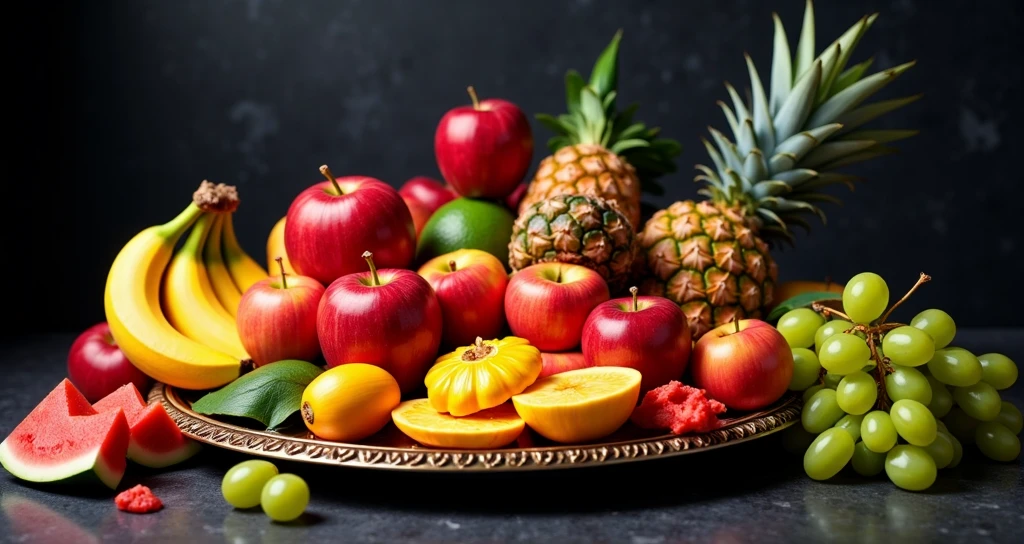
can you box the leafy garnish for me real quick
[191,360,323,429]
[766,291,843,323]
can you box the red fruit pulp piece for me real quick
[115,484,163,513]
[630,381,727,435]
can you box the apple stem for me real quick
[362,251,381,286]
[629,286,638,312]
[733,317,740,334]
[320,164,343,195]
[275,256,288,289]
[449,260,457,273]
[467,86,482,110]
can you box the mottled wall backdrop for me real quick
[7,0,1022,333]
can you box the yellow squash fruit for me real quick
[512,366,641,444]
[301,363,401,442]
[425,336,542,417]
[391,399,524,449]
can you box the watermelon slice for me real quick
[0,379,130,489]
[93,383,200,468]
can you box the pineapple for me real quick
[519,30,681,230]
[509,194,636,292]
[637,1,919,340]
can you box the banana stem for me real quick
[467,86,480,109]
[276,257,288,289]
[362,251,380,286]
[629,286,638,312]
[320,164,343,195]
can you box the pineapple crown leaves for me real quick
[698,0,921,246]
[535,30,682,196]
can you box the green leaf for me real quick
[833,94,922,135]
[774,60,821,142]
[191,360,323,429]
[589,29,622,99]
[564,70,586,115]
[830,57,873,96]
[793,0,816,81]
[579,87,606,143]
[800,140,879,169]
[835,129,919,144]
[805,61,917,127]
[745,54,776,152]
[535,113,570,136]
[766,292,843,323]
[610,138,650,154]
[769,13,793,115]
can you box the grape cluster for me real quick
[778,272,1021,491]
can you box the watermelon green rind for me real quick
[93,383,200,468]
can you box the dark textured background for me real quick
[7,0,1022,334]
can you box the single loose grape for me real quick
[882,326,935,367]
[926,376,953,418]
[994,401,1022,435]
[815,320,853,353]
[948,435,963,468]
[927,348,982,387]
[782,424,818,454]
[222,460,279,509]
[890,399,937,446]
[823,372,843,389]
[834,413,865,441]
[910,309,956,349]
[819,334,871,375]
[885,445,937,491]
[801,389,846,434]
[789,348,822,391]
[802,384,825,403]
[836,371,877,415]
[777,308,826,348]
[923,431,955,469]
[952,382,1001,421]
[861,410,898,453]
[975,422,1021,462]
[977,353,1018,390]
[843,272,889,324]
[260,474,310,522]
[885,366,933,405]
[943,407,979,444]
[851,441,886,476]
[803,427,855,481]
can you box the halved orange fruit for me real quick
[511,366,642,444]
[390,399,524,450]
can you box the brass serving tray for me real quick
[151,383,800,472]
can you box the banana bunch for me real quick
[104,181,269,390]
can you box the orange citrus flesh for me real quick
[391,399,524,450]
[511,366,641,444]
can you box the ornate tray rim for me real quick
[152,383,800,472]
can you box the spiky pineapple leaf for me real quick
[830,57,873,96]
[793,0,816,80]
[774,61,821,142]
[610,139,651,154]
[805,60,916,128]
[564,70,586,116]
[746,54,776,152]
[824,14,878,98]
[834,94,923,134]
[815,43,843,106]
[836,129,919,144]
[817,145,898,170]
[800,140,879,169]
[751,180,793,199]
[769,13,793,115]
[536,114,570,136]
[589,29,622,102]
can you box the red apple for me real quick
[67,322,152,403]
[504,183,528,212]
[399,176,457,215]
[504,263,609,351]
[539,351,590,379]
[403,196,433,238]
[434,86,533,199]
[317,251,442,393]
[417,249,508,349]
[237,257,326,367]
[689,319,794,411]
[582,287,691,393]
[285,165,415,285]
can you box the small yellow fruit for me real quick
[266,216,296,275]
[425,336,541,416]
[512,366,641,444]
[391,398,524,449]
[301,363,401,442]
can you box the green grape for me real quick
[974,422,1022,462]
[943,407,979,444]
[803,427,855,481]
[777,308,826,349]
[834,413,865,441]
[923,431,954,469]
[881,326,934,367]
[789,348,822,391]
[926,376,953,418]
[782,424,818,454]
[260,473,310,522]
[977,353,1018,390]
[885,445,937,491]
[885,366,933,405]
[910,309,956,349]
[952,382,1001,421]
[801,389,846,433]
[823,372,843,389]
[222,460,279,509]
[860,361,877,372]
[927,347,982,387]
[851,441,886,476]
[802,384,825,403]
[815,320,853,353]
[890,399,937,446]
[948,435,963,468]
[842,272,889,324]
[819,334,871,375]
[995,401,1023,434]
[861,410,898,453]
[935,419,947,432]
[836,371,877,415]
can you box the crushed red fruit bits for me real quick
[631,381,727,435]
[115,484,163,514]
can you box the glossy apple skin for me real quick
[418,249,508,348]
[539,351,590,379]
[67,322,152,403]
[504,263,609,351]
[689,319,794,411]
[237,273,326,367]
[402,197,433,238]
[317,268,442,393]
[285,177,415,285]
[582,296,691,393]
[266,216,297,274]
[399,176,457,215]
[434,97,533,199]
[504,183,528,212]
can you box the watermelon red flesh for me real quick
[0,379,130,489]
[93,383,200,468]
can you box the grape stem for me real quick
[813,304,853,322]
[879,272,931,324]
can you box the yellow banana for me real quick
[162,213,250,361]
[104,201,242,391]
[222,213,269,292]
[204,214,244,316]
